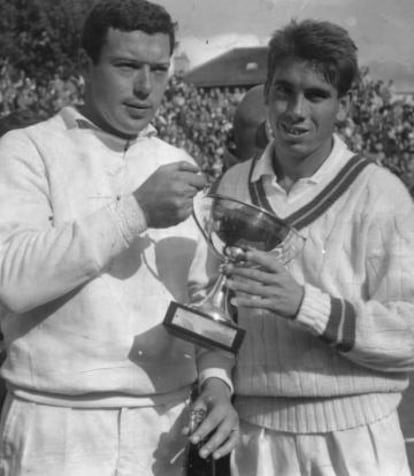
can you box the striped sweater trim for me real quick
[249,154,372,230]
[320,297,356,352]
[287,156,370,230]
[247,152,262,207]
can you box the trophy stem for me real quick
[191,271,232,324]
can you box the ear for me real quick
[336,92,351,122]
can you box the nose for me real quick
[289,94,306,118]
[133,66,152,97]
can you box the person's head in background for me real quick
[79,0,176,139]
[264,19,358,173]
[223,84,271,170]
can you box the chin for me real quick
[280,141,308,154]
[121,120,150,137]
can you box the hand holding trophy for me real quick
[163,190,304,353]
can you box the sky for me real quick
[155,0,414,90]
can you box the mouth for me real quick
[280,123,309,137]
[125,103,152,114]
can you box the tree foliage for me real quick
[0,0,94,81]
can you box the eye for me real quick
[151,64,169,75]
[272,83,290,97]
[306,89,329,102]
[115,62,136,73]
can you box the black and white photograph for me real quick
[0,0,414,475]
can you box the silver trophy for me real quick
[163,192,303,354]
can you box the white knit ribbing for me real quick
[295,284,331,335]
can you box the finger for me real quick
[227,275,264,291]
[188,400,230,447]
[227,279,275,299]
[224,256,281,276]
[177,171,207,191]
[211,427,240,459]
[199,423,240,459]
[188,413,215,445]
[230,295,274,311]
[176,160,201,173]
[194,409,239,457]
[226,266,276,284]
[245,248,286,272]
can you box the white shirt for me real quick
[0,106,233,407]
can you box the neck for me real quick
[273,138,334,190]
[76,104,139,141]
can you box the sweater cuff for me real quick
[296,284,357,352]
[107,194,147,244]
[295,284,331,335]
[198,368,234,395]
[197,347,234,394]
[320,295,357,352]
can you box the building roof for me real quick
[183,46,267,88]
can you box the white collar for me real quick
[251,134,352,185]
[60,106,157,141]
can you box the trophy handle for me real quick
[191,206,222,261]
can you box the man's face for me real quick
[266,59,349,165]
[82,28,171,138]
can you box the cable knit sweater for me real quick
[0,106,233,408]
[191,135,414,433]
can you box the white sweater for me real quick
[194,136,414,433]
[0,106,233,407]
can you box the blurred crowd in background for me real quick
[1,58,414,193]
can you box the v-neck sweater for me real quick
[208,135,414,433]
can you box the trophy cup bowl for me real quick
[163,192,301,354]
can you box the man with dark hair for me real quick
[192,19,414,475]
[0,1,238,475]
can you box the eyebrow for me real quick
[272,79,332,93]
[116,57,169,65]
[109,53,170,65]
[306,86,332,95]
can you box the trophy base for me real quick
[163,302,245,354]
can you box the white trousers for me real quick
[231,411,411,476]
[0,394,190,476]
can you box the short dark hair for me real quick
[265,19,358,98]
[81,0,176,63]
